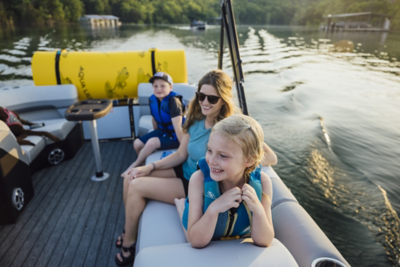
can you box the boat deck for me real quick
[0,140,134,267]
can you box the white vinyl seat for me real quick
[0,85,79,164]
[24,118,76,140]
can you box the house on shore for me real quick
[78,15,121,27]
[323,12,391,32]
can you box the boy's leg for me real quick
[133,138,145,155]
[121,131,159,177]
[132,137,161,168]
[121,138,145,177]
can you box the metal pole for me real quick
[223,0,249,115]
[218,17,225,70]
[88,120,109,181]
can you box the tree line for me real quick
[0,0,399,29]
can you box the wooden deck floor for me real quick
[0,140,135,267]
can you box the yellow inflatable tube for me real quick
[31,49,187,100]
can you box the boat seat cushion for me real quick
[272,201,349,267]
[144,150,177,165]
[136,201,186,254]
[20,136,46,163]
[136,149,183,252]
[23,119,77,140]
[262,166,298,209]
[134,238,299,267]
[0,85,77,111]
[138,115,153,136]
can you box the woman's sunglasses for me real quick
[196,92,220,104]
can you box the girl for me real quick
[183,114,274,248]
[115,70,277,265]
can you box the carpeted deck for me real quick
[0,140,135,267]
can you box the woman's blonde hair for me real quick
[183,70,240,132]
[211,114,264,181]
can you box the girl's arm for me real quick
[187,171,218,248]
[171,116,184,143]
[128,132,189,178]
[261,142,277,166]
[188,171,243,248]
[242,172,274,247]
[151,117,158,130]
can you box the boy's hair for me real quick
[183,70,240,133]
[211,114,264,181]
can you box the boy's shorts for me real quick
[138,129,180,150]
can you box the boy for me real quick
[123,72,185,172]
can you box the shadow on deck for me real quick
[0,140,134,267]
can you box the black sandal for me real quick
[115,242,136,266]
[115,229,125,248]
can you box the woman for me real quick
[115,70,277,265]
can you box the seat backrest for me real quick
[0,85,78,111]
[0,85,78,120]
[138,83,196,106]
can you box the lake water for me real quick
[1,24,400,267]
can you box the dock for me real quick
[323,12,392,32]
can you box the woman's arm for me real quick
[187,171,219,248]
[171,116,184,143]
[128,132,190,178]
[188,172,244,248]
[246,172,274,247]
[261,142,277,166]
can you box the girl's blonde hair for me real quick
[211,114,264,181]
[183,70,240,132]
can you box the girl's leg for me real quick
[174,198,189,242]
[117,176,186,261]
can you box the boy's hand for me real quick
[241,184,264,214]
[210,187,242,214]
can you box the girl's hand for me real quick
[126,165,152,181]
[241,184,264,214]
[210,187,242,214]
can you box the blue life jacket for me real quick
[182,157,262,240]
[149,91,186,141]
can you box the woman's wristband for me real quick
[151,162,156,171]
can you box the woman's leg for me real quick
[117,176,186,261]
[122,168,176,207]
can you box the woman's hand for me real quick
[209,187,242,214]
[125,164,153,181]
[241,183,264,214]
